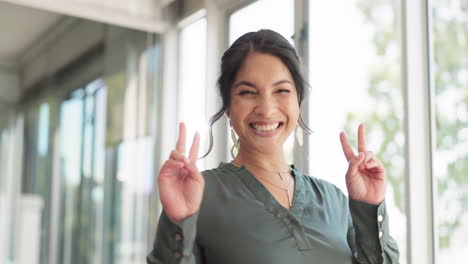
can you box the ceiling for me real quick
[0,1,62,67]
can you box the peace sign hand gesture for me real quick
[339,123,386,205]
[158,123,205,222]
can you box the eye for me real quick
[238,90,256,95]
[277,89,291,93]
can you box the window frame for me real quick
[401,0,436,263]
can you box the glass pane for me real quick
[59,83,107,264]
[229,0,294,46]
[0,128,8,263]
[102,31,161,264]
[79,81,106,264]
[22,102,53,264]
[432,0,468,261]
[90,82,106,263]
[0,112,17,263]
[228,0,295,162]
[178,18,208,169]
[113,137,154,264]
[308,0,406,262]
[59,93,84,264]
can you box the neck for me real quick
[233,144,289,172]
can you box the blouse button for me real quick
[377,215,383,222]
[378,231,383,238]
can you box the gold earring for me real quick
[231,128,239,149]
[295,125,304,147]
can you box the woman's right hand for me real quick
[158,122,205,223]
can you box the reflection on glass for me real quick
[113,137,154,264]
[228,0,295,162]
[59,94,84,264]
[59,82,107,264]
[0,116,17,263]
[22,102,53,264]
[91,81,106,263]
[103,34,160,264]
[432,0,468,261]
[179,18,207,169]
[308,0,406,262]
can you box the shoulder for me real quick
[201,162,231,179]
[295,167,348,202]
[200,162,242,187]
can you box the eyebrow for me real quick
[233,79,293,89]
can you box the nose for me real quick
[254,94,277,118]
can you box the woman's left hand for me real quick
[339,123,386,205]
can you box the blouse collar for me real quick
[220,162,307,216]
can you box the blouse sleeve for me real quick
[347,199,400,263]
[147,210,203,264]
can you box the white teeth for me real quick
[252,122,279,132]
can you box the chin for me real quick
[252,141,284,153]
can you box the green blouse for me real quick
[147,162,399,264]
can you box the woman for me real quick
[147,29,399,263]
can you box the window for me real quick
[308,0,406,262]
[22,102,54,264]
[178,17,208,168]
[56,27,161,264]
[59,89,85,264]
[432,0,468,261]
[0,113,21,264]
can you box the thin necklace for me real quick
[248,162,292,181]
[231,160,294,206]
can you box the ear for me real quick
[226,108,230,118]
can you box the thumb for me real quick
[184,160,204,184]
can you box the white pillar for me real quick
[15,195,44,264]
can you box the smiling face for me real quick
[227,51,300,154]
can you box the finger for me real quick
[365,158,384,172]
[160,159,184,172]
[359,151,374,170]
[339,131,355,161]
[189,132,200,163]
[348,152,365,176]
[169,150,189,163]
[357,123,367,153]
[184,161,204,183]
[176,122,187,154]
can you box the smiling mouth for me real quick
[249,122,284,132]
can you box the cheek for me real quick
[290,108,300,126]
[229,99,249,124]
[283,98,300,123]
[230,98,253,115]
